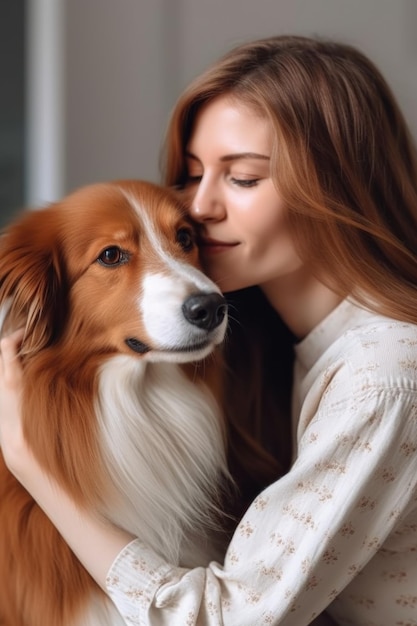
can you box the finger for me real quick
[0,328,25,355]
[0,330,24,388]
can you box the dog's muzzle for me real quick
[125,292,227,356]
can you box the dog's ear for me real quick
[0,206,65,356]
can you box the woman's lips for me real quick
[198,237,240,254]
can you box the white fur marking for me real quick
[119,188,227,353]
[96,355,228,566]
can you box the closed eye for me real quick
[231,178,260,188]
[97,246,130,267]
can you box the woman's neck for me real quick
[261,273,343,340]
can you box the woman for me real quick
[1,35,417,625]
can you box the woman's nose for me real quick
[189,185,226,222]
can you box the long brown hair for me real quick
[161,35,417,512]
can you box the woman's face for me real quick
[185,95,303,293]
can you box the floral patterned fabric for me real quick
[106,299,417,625]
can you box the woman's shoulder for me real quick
[297,299,417,367]
[297,299,417,398]
[326,306,417,397]
[340,307,417,366]
[293,302,417,456]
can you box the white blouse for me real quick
[106,299,417,625]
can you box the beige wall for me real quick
[27,0,417,203]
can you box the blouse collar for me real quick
[294,297,373,370]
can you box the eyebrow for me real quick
[186,151,270,163]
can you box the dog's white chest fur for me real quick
[96,355,227,567]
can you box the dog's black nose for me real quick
[182,293,227,331]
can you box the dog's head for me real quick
[0,180,227,362]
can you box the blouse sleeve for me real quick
[106,366,417,625]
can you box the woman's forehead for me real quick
[187,95,273,157]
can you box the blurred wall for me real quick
[28,0,417,203]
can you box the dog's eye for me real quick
[97,247,127,266]
[176,228,195,252]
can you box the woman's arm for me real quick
[0,333,134,590]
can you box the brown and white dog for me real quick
[0,180,229,626]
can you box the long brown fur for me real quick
[0,180,228,626]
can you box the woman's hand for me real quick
[0,329,28,475]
